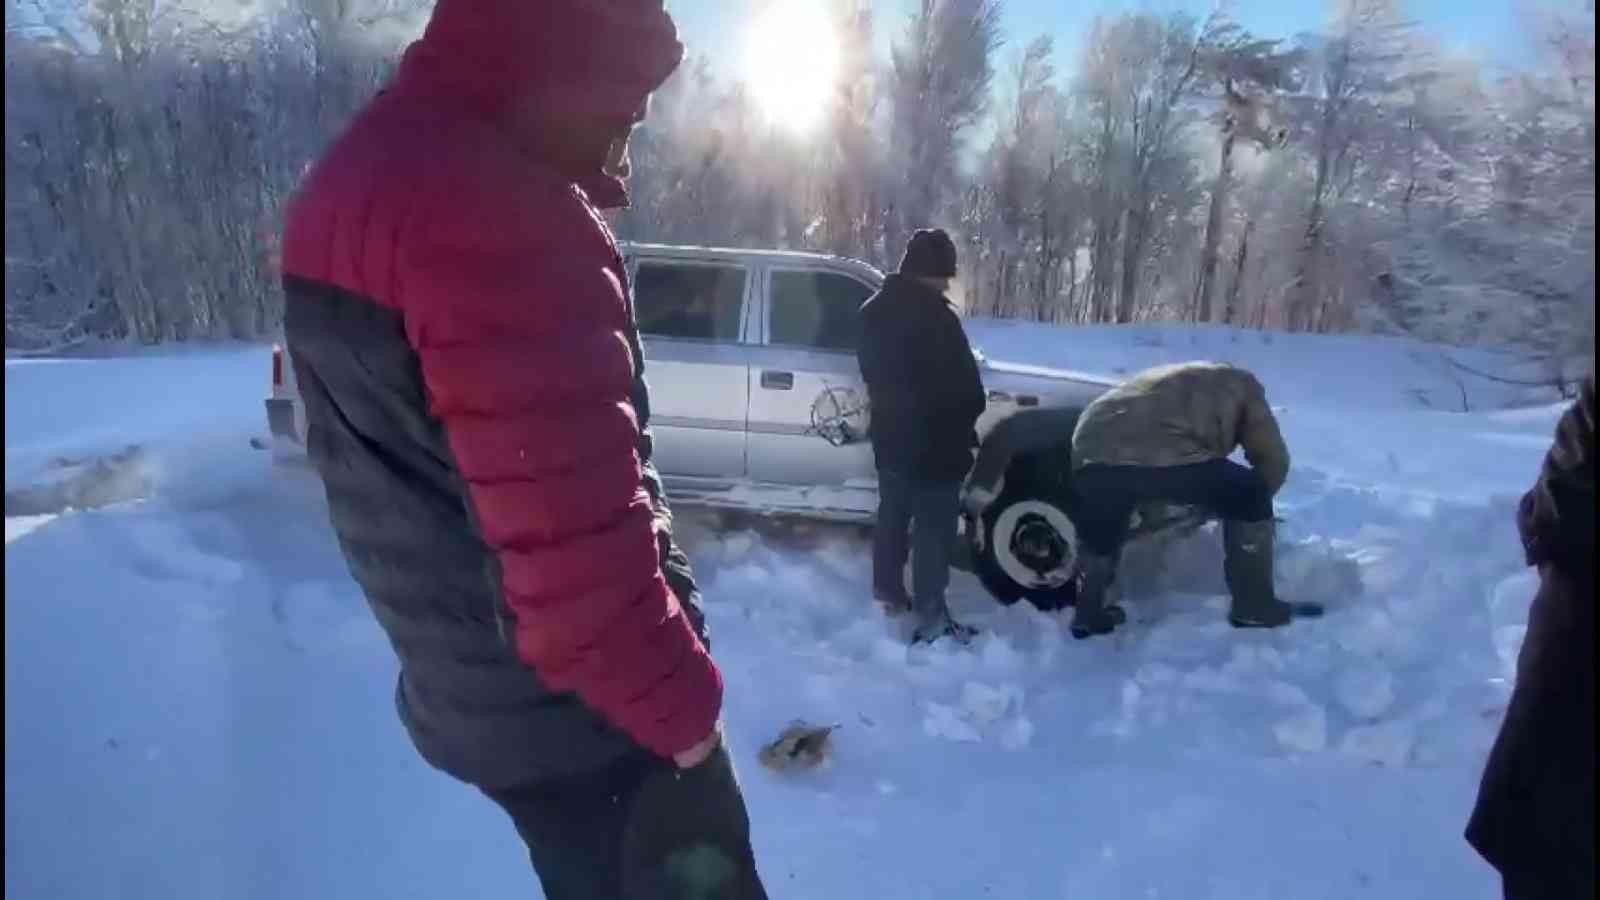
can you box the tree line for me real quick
[5,0,1594,384]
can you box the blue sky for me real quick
[669,0,1545,77]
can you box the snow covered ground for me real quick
[5,326,1563,898]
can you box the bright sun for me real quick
[742,1,841,134]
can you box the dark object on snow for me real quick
[1467,374,1594,900]
[758,721,839,772]
[486,742,767,900]
[897,228,959,279]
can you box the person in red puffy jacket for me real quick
[280,2,767,897]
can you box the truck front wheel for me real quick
[971,489,1080,612]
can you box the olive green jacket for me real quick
[1071,362,1291,494]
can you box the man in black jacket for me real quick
[1467,373,1594,900]
[859,229,987,644]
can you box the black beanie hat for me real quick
[898,228,958,279]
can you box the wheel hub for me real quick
[990,499,1079,592]
[1011,514,1066,574]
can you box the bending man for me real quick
[1068,362,1324,639]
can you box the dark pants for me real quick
[873,469,960,616]
[1073,459,1273,557]
[483,744,768,900]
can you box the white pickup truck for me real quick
[268,243,1202,610]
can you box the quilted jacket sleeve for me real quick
[396,186,722,760]
[1238,372,1291,496]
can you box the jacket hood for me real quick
[393,0,683,208]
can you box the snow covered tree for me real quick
[1190,24,1301,324]
[964,35,1080,320]
[1281,0,1415,332]
[817,0,886,262]
[885,0,1003,258]
[3,0,1593,363]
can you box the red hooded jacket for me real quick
[280,0,719,786]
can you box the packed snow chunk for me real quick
[815,542,866,582]
[1228,644,1287,675]
[1335,667,1397,720]
[975,633,1026,673]
[1340,722,1416,768]
[869,636,910,667]
[959,681,1023,725]
[1265,681,1312,708]
[1276,535,1364,611]
[1488,570,1538,627]
[921,701,981,744]
[1098,680,1145,740]
[998,715,1035,751]
[1135,662,1182,687]
[716,531,759,563]
[1273,705,1329,754]
[1491,626,1528,682]
[1335,607,1414,660]
[1487,570,1538,676]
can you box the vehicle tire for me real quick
[971,487,1080,613]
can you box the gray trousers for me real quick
[873,469,960,621]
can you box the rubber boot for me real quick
[1070,552,1127,640]
[1223,519,1324,628]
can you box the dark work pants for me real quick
[483,745,768,900]
[1073,459,1274,557]
[873,469,961,617]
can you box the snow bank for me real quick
[6,327,1553,899]
[966,319,1563,412]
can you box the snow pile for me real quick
[966,320,1563,412]
[5,326,1555,898]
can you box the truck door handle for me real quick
[760,370,794,390]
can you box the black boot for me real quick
[1070,552,1126,640]
[1224,520,1324,628]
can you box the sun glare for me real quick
[742,1,841,134]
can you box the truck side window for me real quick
[634,262,747,341]
[768,270,872,352]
